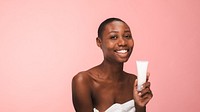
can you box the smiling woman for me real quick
[71,18,153,112]
[97,19,133,63]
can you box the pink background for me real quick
[0,0,200,112]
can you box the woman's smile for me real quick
[116,49,128,53]
[114,48,131,59]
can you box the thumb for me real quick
[134,79,138,93]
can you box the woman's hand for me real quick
[133,73,153,108]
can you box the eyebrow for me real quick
[124,29,131,32]
[107,29,131,34]
[107,31,119,34]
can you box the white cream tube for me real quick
[136,60,148,91]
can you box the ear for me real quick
[96,37,102,48]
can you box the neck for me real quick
[98,60,124,81]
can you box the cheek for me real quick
[128,39,134,48]
[101,41,115,54]
[132,41,134,48]
[103,41,115,49]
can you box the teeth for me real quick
[116,50,127,53]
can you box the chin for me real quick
[117,58,129,63]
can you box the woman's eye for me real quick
[124,35,132,39]
[110,35,117,39]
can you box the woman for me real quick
[72,18,153,112]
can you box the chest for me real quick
[91,80,133,105]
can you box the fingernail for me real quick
[138,92,142,96]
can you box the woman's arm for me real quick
[72,72,93,112]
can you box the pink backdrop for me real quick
[0,0,200,112]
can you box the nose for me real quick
[118,37,127,46]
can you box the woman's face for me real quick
[97,21,134,63]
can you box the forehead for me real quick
[104,21,130,32]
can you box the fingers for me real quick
[139,87,152,97]
[138,82,153,99]
[146,72,150,82]
[138,92,153,107]
[143,82,151,89]
[136,87,153,107]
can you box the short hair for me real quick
[97,18,127,38]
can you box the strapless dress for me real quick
[93,100,135,112]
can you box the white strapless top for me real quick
[93,100,135,112]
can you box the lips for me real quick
[116,49,128,53]
[109,47,132,62]
[114,49,130,58]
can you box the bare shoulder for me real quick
[123,72,137,83]
[72,71,94,112]
[72,71,91,86]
